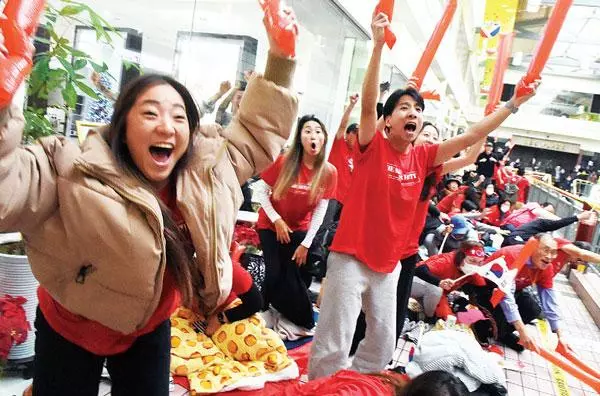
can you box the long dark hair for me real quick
[273,114,330,203]
[400,371,469,396]
[108,74,201,308]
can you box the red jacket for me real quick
[418,252,487,286]
[437,186,470,214]
[486,239,571,290]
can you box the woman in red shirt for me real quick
[482,198,513,227]
[412,242,487,320]
[256,115,337,330]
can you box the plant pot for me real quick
[0,250,39,361]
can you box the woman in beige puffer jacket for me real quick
[0,16,298,396]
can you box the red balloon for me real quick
[517,0,574,97]
[411,0,457,90]
[485,33,514,116]
[375,0,396,49]
[0,0,46,107]
[259,0,299,58]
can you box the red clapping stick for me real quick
[258,0,298,58]
[516,0,573,98]
[485,33,514,116]
[0,0,46,107]
[410,0,457,90]
[375,0,396,49]
[538,347,600,392]
[556,342,600,380]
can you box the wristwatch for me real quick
[505,100,519,114]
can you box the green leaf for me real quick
[73,59,87,70]
[63,45,89,58]
[62,81,78,109]
[89,61,108,73]
[74,81,100,100]
[58,57,75,76]
[59,4,85,16]
[48,28,60,43]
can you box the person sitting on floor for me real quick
[474,233,600,352]
[412,241,487,321]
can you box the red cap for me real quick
[465,245,485,258]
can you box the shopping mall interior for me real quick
[1,0,600,395]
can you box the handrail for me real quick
[529,177,600,212]
[571,179,594,196]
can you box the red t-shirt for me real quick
[221,261,253,309]
[330,132,438,273]
[437,185,469,214]
[419,252,461,280]
[487,238,571,290]
[328,138,357,205]
[401,165,443,258]
[38,185,184,355]
[417,252,487,287]
[517,177,530,203]
[257,155,338,232]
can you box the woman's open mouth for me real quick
[149,143,174,165]
[311,142,317,150]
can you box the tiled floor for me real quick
[1,275,598,395]
[391,274,600,396]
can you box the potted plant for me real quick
[0,0,120,364]
[233,223,265,291]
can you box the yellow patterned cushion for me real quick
[170,309,293,394]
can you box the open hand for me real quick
[292,245,308,266]
[274,219,292,244]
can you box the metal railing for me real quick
[529,179,600,251]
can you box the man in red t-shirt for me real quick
[328,94,359,213]
[309,11,538,380]
[477,233,600,352]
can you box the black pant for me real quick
[474,288,542,340]
[350,255,419,355]
[259,229,314,329]
[32,307,170,396]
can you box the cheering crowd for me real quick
[1,3,600,396]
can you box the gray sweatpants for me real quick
[308,252,401,379]
[410,277,443,317]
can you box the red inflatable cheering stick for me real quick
[537,347,600,392]
[485,33,514,116]
[0,0,46,107]
[375,0,396,49]
[516,0,573,98]
[411,0,457,90]
[258,0,298,58]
